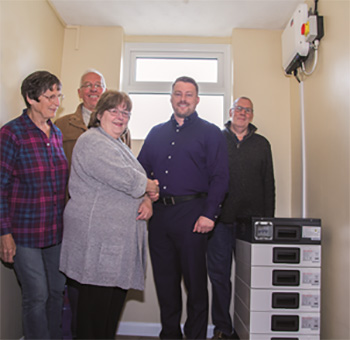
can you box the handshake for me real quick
[146,179,160,202]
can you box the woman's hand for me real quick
[146,179,159,202]
[137,195,153,220]
[0,234,16,263]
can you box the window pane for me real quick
[136,58,218,83]
[129,93,224,140]
[199,95,224,127]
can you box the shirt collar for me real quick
[171,111,198,127]
[22,108,56,134]
[224,121,257,142]
[81,105,92,126]
[22,109,36,129]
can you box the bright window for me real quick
[136,58,218,82]
[122,43,232,139]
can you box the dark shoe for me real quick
[211,331,230,339]
[231,331,239,340]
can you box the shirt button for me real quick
[214,215,218,219]
[47,143,50,146]
[163,186,167,190]
[168,155,172,159]
[165,170,169,174]
[171,141,175,146]
[176,129,179,132]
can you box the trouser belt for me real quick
[158,193,207,206]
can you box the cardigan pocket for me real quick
[97,244,123,273]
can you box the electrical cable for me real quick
[301,40,320,76]
[314,0,319,15]
[293,69,301,83]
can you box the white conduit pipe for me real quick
[300,80,307,218]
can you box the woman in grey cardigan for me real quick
[59,90,159,339]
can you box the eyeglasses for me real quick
[80,83,104,90]
[107,108,131,119]
[234,105,253,114]
[41,94,64,102]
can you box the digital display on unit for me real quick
[254,221,273,240]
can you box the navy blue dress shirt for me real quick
[138,111,229,221]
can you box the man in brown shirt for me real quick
[56,69,131,170]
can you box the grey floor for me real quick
[115,336,158,340]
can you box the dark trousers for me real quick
[207,222,236,336]
[76,284,127,339]
[149,198,209,340]
[67,277,80,338]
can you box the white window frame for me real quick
[122,42,232,122]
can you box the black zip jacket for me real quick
[218,121,275,224]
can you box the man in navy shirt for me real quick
[138,76,229,339]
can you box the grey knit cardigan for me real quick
[60,127,148,290]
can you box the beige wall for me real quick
[125,35,231,45]
[0,0,65,338]
[291,1,350,338]
[0,0,64,125]
[58,25,124,118]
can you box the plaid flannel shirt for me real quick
[0,110,68,248]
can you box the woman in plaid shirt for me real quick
[0,71,68,339]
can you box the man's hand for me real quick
[0,234,16,263]
[146,179,159,202]
[193,216,215,233]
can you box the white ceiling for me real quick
[50,0,305,37]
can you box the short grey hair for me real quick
[232,96,254,110]
[80,69,106,88]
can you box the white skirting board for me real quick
[20,323,215,339]
[117,322,215,338]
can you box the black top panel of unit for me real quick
[236,217,321,244]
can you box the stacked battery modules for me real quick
[234,217,321,340]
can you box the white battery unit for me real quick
[236,260,321,289]
[234,311,320,340]
[236,240,321,267]
[237,217,321,245]
[249,334,319,340]
[236,276,321,312]
[234,217,321,340]
[235,295,320,335]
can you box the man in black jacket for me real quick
[207,96,275,339]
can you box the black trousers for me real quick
[67,277,80,338]
[149,197,209,340]
[76,283,127,339]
